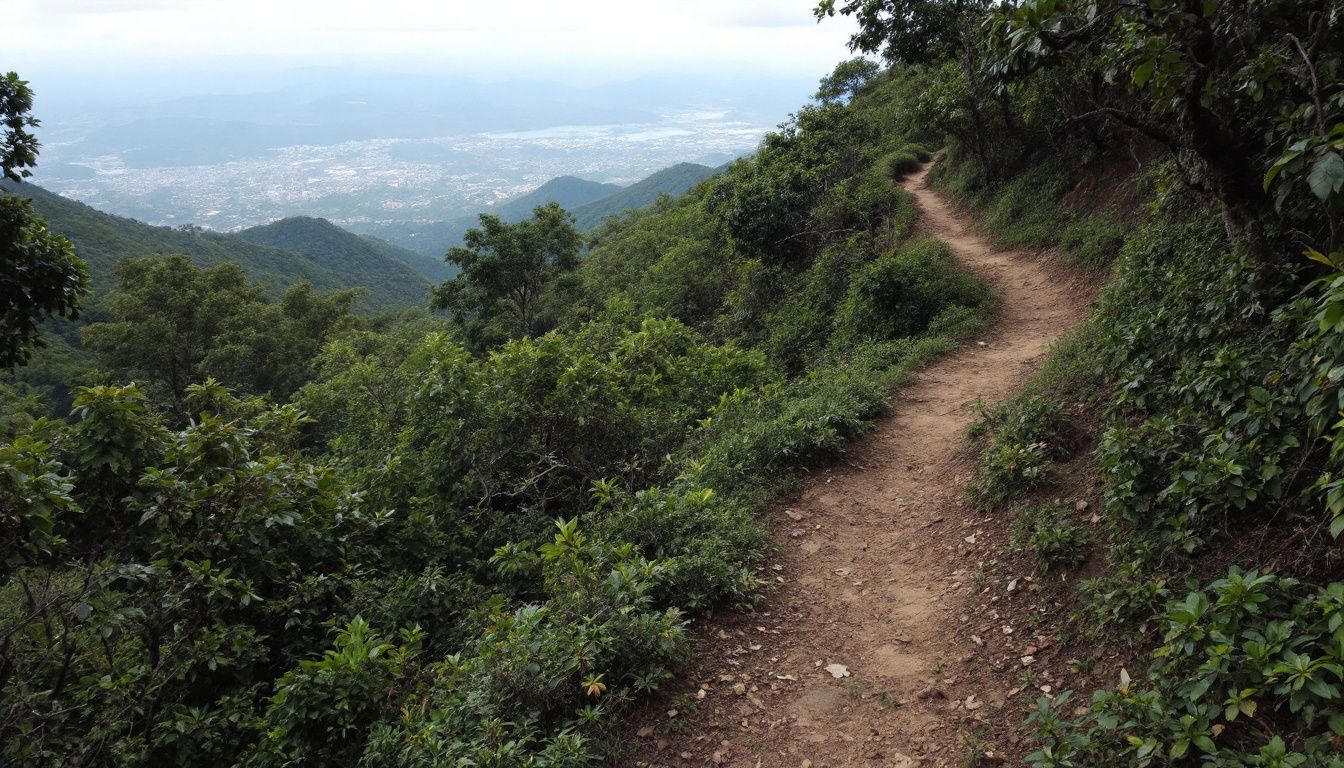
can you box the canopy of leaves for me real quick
[0,72,89,368]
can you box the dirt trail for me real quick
[632,166,1095,767]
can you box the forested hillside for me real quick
[1,56,982,765]
[4,0,1344,765]
[1,180,428,312]
[569,162,720,230]
[233,216,431,303]
[357,161,724,259]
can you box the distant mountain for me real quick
[571,163,721,231]
[354,162,724,258]
[234,217,434,301]
[1,181,427,313]
[493,176,623,221]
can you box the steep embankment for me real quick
[629,166,1094,767]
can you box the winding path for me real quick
[631,166,1095,767]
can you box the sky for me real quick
[7,0,862,86]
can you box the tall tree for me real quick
[815,1,1001,176]
[432,202,582,344]
[985,0,1343,264]
[0,72,88,368]
[83,255,358,408]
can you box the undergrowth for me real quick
[949,150,1344,765]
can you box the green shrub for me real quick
[1029,569,1344,767]
[1060,212,1126,267]
[967,394,1070,509]
[882,150,923,179]
[1010,503,1094,571]
[982,161,1071,248]
[831,238,990,351]
[902,143,933,162]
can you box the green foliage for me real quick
[882,149,923,179]
[815,0,989,65]
[815,57,882,104]
[831,237,989,350]
[233,216,431,309]
[1029,569,1344,767]
[981,160,1071,249]
[1010,503,1093,572]
[1060,211,1126,267]
[83,255,359,409]
[0,72,40,183]
[1,179,421,313]
[0,195,89,368]
[0,72,89,368]
[434,202,582,346]
[0,55,997,765]
[968,394,1069,509]
[570,163,720,232]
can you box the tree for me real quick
[814,0,989,66]
[432,202,581,344]
[815,1,1001,177]
[0,72,88,368]
[83,255,358,408]
[815,57,882,104]
[985,0,1343,266]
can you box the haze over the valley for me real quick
[8,0,860,232]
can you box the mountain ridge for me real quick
[1,180,428,313]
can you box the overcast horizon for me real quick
[8,0,861,90]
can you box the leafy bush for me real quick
[882,149,923,178]
[1010,503,1094,572]
[1029,569,1344,767]
[968,394,1070,509]
[1060,212,1126,267]
[902,143,933,162]
[831,238,990,350]
[982,161,1071,249]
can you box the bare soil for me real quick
[624,166,1098,767]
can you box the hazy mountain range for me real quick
[28,70,791,232]
[2,157,726,310]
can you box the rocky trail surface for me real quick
[629,166,1096,767]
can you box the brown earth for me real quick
[625,166,1098,767]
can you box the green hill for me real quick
[354,163,722,258]
[234,216,432,303]
[570,163,720,230]
[493,176,622,221]
[1,181,427,313]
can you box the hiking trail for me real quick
[630,165,1095,767]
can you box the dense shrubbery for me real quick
[947,150,1344,763]
[0,57,995,764]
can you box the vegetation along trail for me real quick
[633,165,1095,767]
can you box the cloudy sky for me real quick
[8,0,860,84]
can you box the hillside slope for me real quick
[624,167,1094,765]
[493,175,622,221]
[3,181,426,312]
[570,162,719,230]
[234,216,431,306]
[354,162,722,258]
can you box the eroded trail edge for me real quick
[633,167,1094,767]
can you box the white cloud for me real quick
[7,0,857,79]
